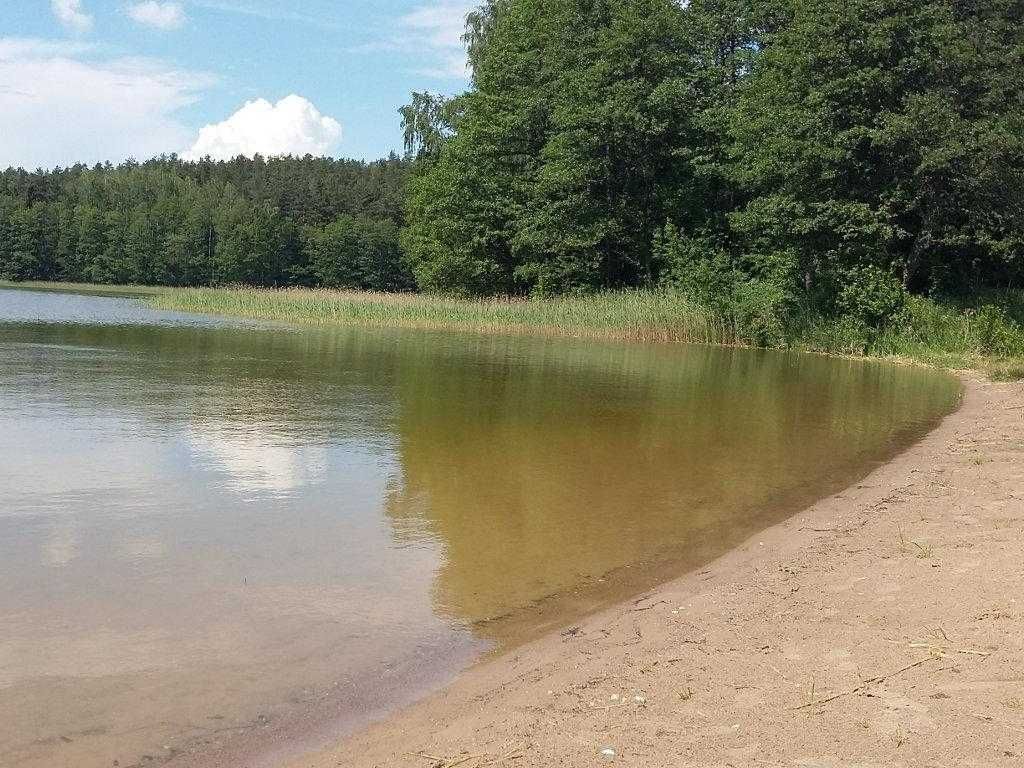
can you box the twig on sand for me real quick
[406,752,448,764]
[791,658,934,711]
[406,748,523,768]
[908,642,993,658]
[447,755,488,768]
[969,713,1024,734]
[631,599,668,612]
[406,752,447,766]
[478,749,525,767]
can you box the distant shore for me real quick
[277,374,1023,767]
[0,280,169,297]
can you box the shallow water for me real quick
[0,287,961,767]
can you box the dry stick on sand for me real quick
[631,599,669,612]
[406,749,523,768]
[478,749,525,767]
[791,658,934,711]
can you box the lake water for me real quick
[0,287,961,768]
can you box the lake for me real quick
[0,287,961,768]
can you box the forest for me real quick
[2,0,1023,340]
[0,155,412,291]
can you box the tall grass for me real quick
[147,286,741,344]
[117,285,1024,379]
[796,296,1024,375]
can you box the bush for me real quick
[835,265,907,329]
[654,225,738,308]
[655,226,797,346]
[732,280,793,347]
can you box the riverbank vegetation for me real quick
[2,0,1023,375]
[146,285,1024,378]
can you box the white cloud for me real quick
[190,0,342,30]
[401,2,473,49]
[127,1,187,30]
[51,0,94,33]
[182,95,342,161]
[360,1,474,80]
[0,38,214,169]
[401,1,475,78]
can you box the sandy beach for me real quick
[283,374,1023,767]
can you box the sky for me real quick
[0,0,475,169]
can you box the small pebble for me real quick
[600,747,616,760]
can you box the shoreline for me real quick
[3,281,1023,380]
[4,282,1021,765]
[279,374,1023,767]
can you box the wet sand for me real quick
[284,375,1024,767]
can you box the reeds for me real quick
[68,283,1024,380]
[147,286,742,345]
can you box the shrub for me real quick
[654,225,738,308]
[836,265,907,329]
[732,280,792,347]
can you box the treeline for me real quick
[2,0,1023,336]
[0,155,413,290]
[400,0,1024,336]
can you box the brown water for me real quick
[0,287,961,768]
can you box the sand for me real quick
[284,375,1024,767]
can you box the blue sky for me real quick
[0,1,474,168]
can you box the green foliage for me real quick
[972,304,1024,357]
[724,0,1024,296]
[148,285,740,345]
[0,155,410,288]
[655,225,737,305]
[396,0,1023,335]
[989,362,1024,381]
[402,0,698,296]
[399,92,462,162]
[836,266,908,330]
[655,224,792,345]
[731,280,793,347]
[303,216,413,292]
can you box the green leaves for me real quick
[402,0,697,296]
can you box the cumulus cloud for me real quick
[51,0,94,33]
[182,95,342,161]
[127,1,187,30]
[0,38,213,169]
